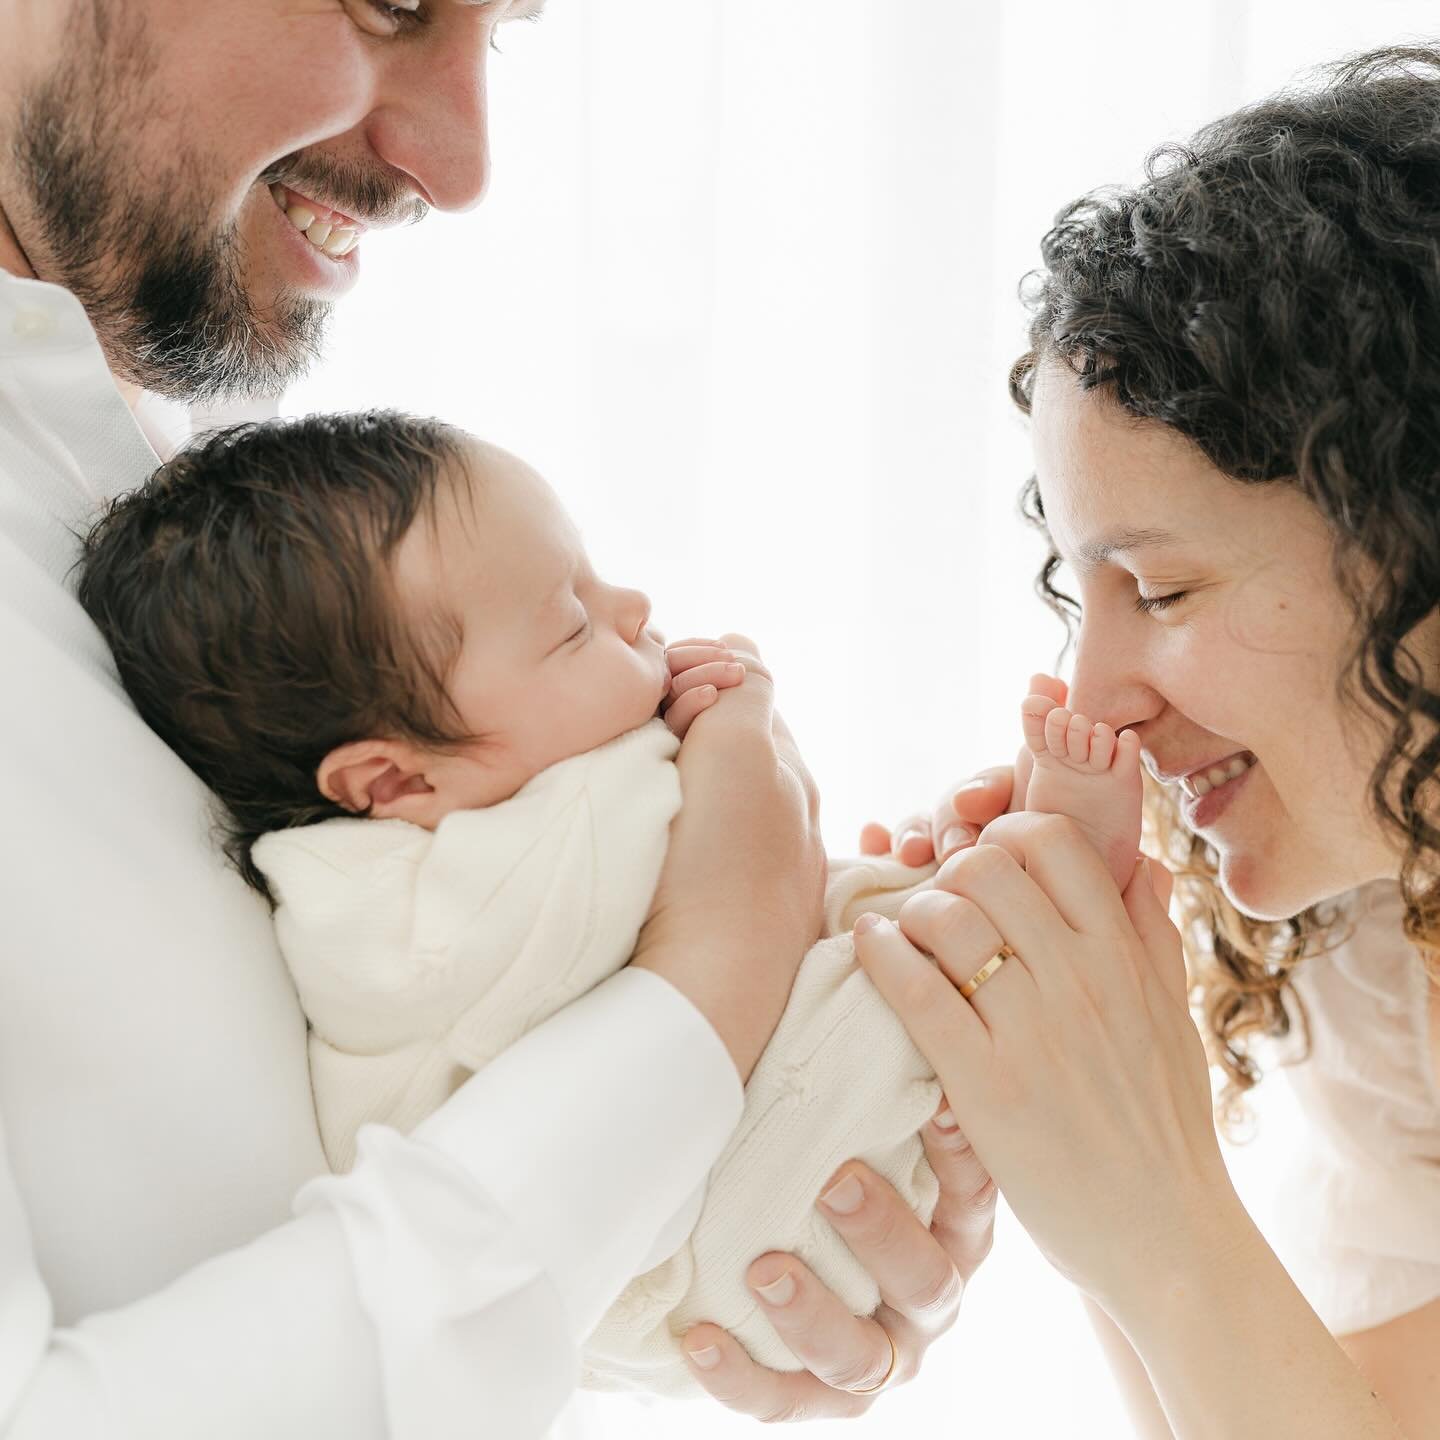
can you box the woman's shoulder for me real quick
[1271,880,1440,1336]
[1285,879,1437,1131]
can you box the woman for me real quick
[848,43,1439,1436]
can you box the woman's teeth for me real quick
[1180,752,1255,799]
[269,183,359,259]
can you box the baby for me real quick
[76,410,1144,1396]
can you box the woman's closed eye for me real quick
[1134,588,1188,615]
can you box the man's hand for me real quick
[681,1101,997,1419]
[660,638,749,739]
[636,635,824,1081]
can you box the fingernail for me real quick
[726,663,744,675]
[687,1344,722,1370]
[754,1271,796,1306]
[853,911,882,937]
[954,777,991,793]
[819,1173,865,1215]
[895,827,923,849]
[940,824,977,855]
[933,1106,960,1131]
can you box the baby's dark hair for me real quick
[76,410,475,901]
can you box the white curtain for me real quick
[284,2,1439,1430]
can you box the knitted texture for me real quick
[256,720,682,1173]
[257,720,941,1396]
[584,856,939,1395]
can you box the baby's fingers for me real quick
[662,685,718,740]
[671,660,746,700]
[667,642,733,674]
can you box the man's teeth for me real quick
[1180,753,1255,799]
[269,184,359,258]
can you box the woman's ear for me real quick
[316,739,441,826]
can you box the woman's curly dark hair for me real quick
[75,410,475,903]
[1009,45,1440,1116]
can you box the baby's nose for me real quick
[618,587,652,641]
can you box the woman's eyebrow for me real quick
[1073,526,1178,570]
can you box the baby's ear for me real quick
[317,739,437,825]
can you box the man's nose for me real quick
[367,34,492,212]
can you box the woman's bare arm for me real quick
[1082,1297,1173,1439]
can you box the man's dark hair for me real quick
[76,410,473,901]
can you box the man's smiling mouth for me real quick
[268,183,362,259]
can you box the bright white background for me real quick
[285,2,1439,1432]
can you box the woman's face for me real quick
[1029,359,1399,920]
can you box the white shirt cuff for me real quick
[413,965,743,1337]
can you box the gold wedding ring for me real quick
[959,943,1016,999]
[846,1327,899,1395]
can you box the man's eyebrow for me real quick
[1072,526,1178,570]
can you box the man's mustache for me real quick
[259,153,430,230]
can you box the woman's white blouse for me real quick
[0,269,742,1438]
[1272,879,1440,1336]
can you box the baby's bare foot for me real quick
[1020,691,1143,891]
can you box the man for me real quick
[0,3,998,1433]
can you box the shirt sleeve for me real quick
[0,967,741,1440]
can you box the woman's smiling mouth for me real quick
[1179,751,1256,799]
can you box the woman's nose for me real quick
[1066,620,1161,732]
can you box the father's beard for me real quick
[9,5,327,406]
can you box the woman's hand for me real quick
[679,1101,997,1420]
[857,674,1065,865]
[855,813,1240,1315]
[635,635,825,1082]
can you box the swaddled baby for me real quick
[76,410,1145,1396]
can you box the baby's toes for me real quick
[1114,727,1143,775]
[1021,693,1058,755]
[1065,711,1094,764]
[1043,703,1074,758]
[1088,722,1117,771]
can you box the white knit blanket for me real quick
[255,720,940,1397]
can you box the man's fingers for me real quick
[921,1109,997,1283]
[945,766,1015,839]
[815,1162,964,1332]
[743,1252,908,1396]
[681,1323,873,1422]
[883,811,934,866]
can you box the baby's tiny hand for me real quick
[661,637,748,740]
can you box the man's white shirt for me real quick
[0,268,741,1438]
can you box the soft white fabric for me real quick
[0,265,743,1439]
[257,722,684,1174]
[259,743,941,1396]
[1271,880,1440,1336]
